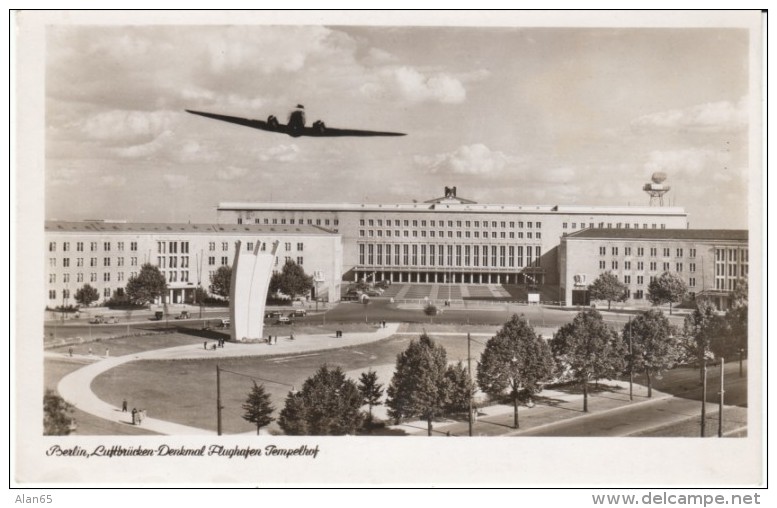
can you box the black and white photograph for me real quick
[13,10,765,488]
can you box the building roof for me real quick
[217,201,687,216]
[564,228,748,242]
[44,221,337,236]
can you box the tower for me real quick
[643,172,670,206]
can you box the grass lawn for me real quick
[48,333,209,358]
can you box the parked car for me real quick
[175,310,191,319]
[265,311,282,319]
[290,309,307,317]
[89,315,104,324]
[276,316,292,325]
[90,315,118,324]
[153,311,164,320]
[366,289,383,297]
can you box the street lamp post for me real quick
[468,332,473,437]
[701,358,707,437]
[628,318,633,402]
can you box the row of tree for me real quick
[244,288,747,436]
[588,270,689,314]
[71,258,313,307]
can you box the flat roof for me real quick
[217,201,687,216]
[44,221,337,236]
[565,228,748,242]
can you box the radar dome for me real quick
[651,172,667,184]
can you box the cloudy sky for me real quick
[45,24,753,228]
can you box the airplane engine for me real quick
[312,120,326,133]
[267,115,279,129]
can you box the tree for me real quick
[477,314,554,428]
[74,284,99,307]
[386,334,450,436]
[241,382,275,435]
[44,389,75,436]
[550,309,626,412]
[209,265,232,300]
[681,299,720,381]
[444,361,475,415]
[357,369,384,424]
[626,309,678,397]
[276,259,314,300]
[125,263,167,305]
[193,286,208,305]
[647,271,688,315]
[278,365,363,435]
[587,271,628,310]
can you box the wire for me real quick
[218,366,296,390]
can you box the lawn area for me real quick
[399,323,501,335]
[45,357,157,436]
[48,333,209,358]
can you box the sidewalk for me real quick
[56,323,400,435]
[388,380,671,437]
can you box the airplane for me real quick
[185,105,406,138]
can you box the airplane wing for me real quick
[299,126,406,137]
[185,110,289,134]
[186,109,405,137]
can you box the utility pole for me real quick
[718,358,725,438]
[468,333,473,437]
[216,364,223,436]
[701,358,707,437]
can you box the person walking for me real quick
[204,341,208,350]
[122,399,128,412]
[131,408,137,425]
[68,347,73,357]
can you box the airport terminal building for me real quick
[217,188,689,288]
[45,221,342,307]
[559,229,748,310]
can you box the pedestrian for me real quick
[290,332,294,341]
[137,409,143,425]
[204,341,208,350]
[88,348,92,356]
[68,347,73,357]
[105,348,109,357]
[122,399,127,412]
[131,408,137,425]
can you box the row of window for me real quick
[599,246,697,258]
[237,217,339,227]
[49,257,139,268]
[358,244,541,268]
[565,222,666,230]
[48,241,139,253]
[598,261,696,273]
[359,219,542,229]
[359,229,541,240]
[49,271,137,284]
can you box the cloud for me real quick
[80,110,174,142]
[644,148,731,177]
[631,98,747,132]
[114,130,175,159]
[163,174,189,190]
[374,66,467,104]
[257,144,300,163]
[98,175,127,187]
[415,144,512,175]
[217,166,249,181]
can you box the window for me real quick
[49,290,56,300]
[624,275,631,284]
[297,257,303,265]
[77,273,83,282]
[104,242,111,251]
[650,248,657,257]
[77,242,84,252]
[131,257,137,266]
[297,242,304,251]
[63,242,70,252]
[359,219,365,226]
[600,246,606,255]
[624,247,632,256]
[650,261,657,271]
[285,242,292,251]
[117,242,124,251]
[208,256,215,266]
[624,261,631,270]
[49,274,56,284]
[527,222,532,228]
[689,263,696,273]
[599,260,606,269]
[689,248,697,258]
[103,273,110,282]
[104,258,110,267]
[612,261,618,269]
[359,230,365,237]
[130,242,137,251]
[635,290,644,299]
[221,257,228,265]
[90,273,97,282]
[676,248,683,257]
[663,262,670,271]
[117,257,124,267]
[49,242,56,252]
[676,263,683,272]
[637,261,644,270]
[90,258,97,267]
[77,258,83,267]
[49,258,56,267]
[637,247,644,256]
[222,242,228,251]
[612,247,618,255]
[91,242,98,252]
[689,278,696,288]
[637,276,644,285]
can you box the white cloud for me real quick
[415,144,511,175]
[217,166,249,181]
[80,110,174,142]
[114,130,175,159]
[163,174,189,190]
[258,144,300,163]
[632,98,747,132]
[98,175,127,187]
[644,148,730,177]
[364,66,467,104]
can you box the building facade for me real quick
[217,189,689,287]
[559,229,748,310]
[44,221,342,307]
